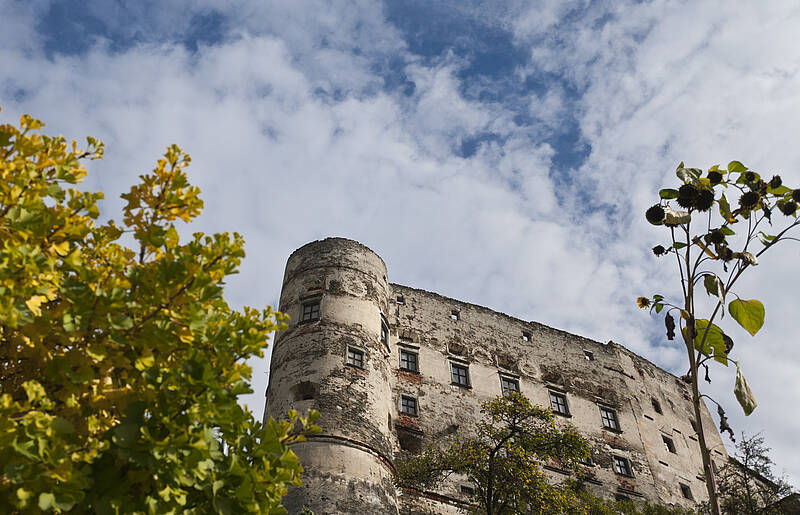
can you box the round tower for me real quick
[264,238,398,515]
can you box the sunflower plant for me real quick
[639,161,800,515]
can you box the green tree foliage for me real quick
[395,392,590,514]
[639,162,800,514]
[395,393,694,515]
[0,108,319,513]
[715,433,793,514]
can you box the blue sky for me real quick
[3,0,800,487]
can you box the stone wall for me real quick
[264,238,728,514]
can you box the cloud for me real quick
[2,0,800,487]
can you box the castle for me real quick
[263,238,728,514]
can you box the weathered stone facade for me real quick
[264,238,728,514]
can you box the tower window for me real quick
[663,436,676,454]
[549,391,570,416]
[613,456,633,477]
[450,309,460,320]
[396,295,405,305]
[679,483,693,500]
[500,376,520,397]
[400,395,418,416]
[584,350,594,361]
[346,346,364,369]
[300,299,320,322]
[460,485,475,496]
[652,398,663,414]
[451,362,470,387]
[522,331,531,342]
[400,349,418,372]
[600,406,620,431]
[380,314,389,348]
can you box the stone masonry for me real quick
[263,238,728,514]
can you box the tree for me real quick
[0,108,319,513]
[395,392,590,514]
[715,433,793,514]
[638,162,800,514]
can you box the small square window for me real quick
[584,350,594,361]
[400,395,417,416]
[522,331,531,342]
[396,295,405,305]
[600,406,620,431]
[652,398,663,414]
[613,456,633,476]
[500,376,520,397]
[663,436,676,454]
[679,483,693,500]
[301,299,320,322]
[549,391,570,416]
[460,485,474,496]
[451,363,470,387]
[400,349,418,372]
[346,347,364,369]
[450,309,460,320]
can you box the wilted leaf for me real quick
[734,363,757,415]
[664,207,690,225]
[659,188,679,199]
[703,274,725,311]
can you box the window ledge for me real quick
[399,368,420,374]
[451,383,472,389]
[553,412,572,418]
[345,363,365,371]
[298,318,319,325]
[602,426,623,434]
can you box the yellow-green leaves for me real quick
[728,299,765,336]
[735,363,757,415]
[1,107,316,514]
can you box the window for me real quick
[690,419,697,432]
[396,295,405,305]
[300,299,320,322]
[380,314,389,347]
[584,350,594,361]
[400,349,418,372]
[600,406,620,431]
[451,362,470,387]
[450,309,460,320]
[652,398,663,414]
[400,395,417,416]
[613,456,633,476]
[346,347,364,369]
[663,436,676,454]
[500,376,520,397]
[549,391,570,416]
[679,483,693,500]
[522,331,531,342]
[460,485,475,496]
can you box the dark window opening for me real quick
[400,349,418,372]
[460,485,475,496]
[451,363,470,387]
[584,350,594,361]
[380,314,389,347]
[398,429,423,454]
[680,483,693,500]
[500,376,519,397]
[522,331,531,342]
[400,395,418,416]
[396,295,405,305]
[291,381,319,402]
[600,406,620,431]
[690,419,698,432]
[300,299,320,322]
[549,391,570,416]
[663,436,676,454]
[450,309,460,320]
[346,347,364,369]
[613,456,633,476]
[615,494,630,502]
[652,398,663,414]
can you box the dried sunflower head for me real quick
[739,191,760,209]
[745,171,757,182]
[677,184,699,209]
[708,171,723,184]
[779,200,798,216]
[769,175,782,189]
[652,245,666,256]
[706,230,725,244]
[646,204,666,225]
[695,189,715,211]
[793,189,800,203]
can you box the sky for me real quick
[2,0,800,488]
